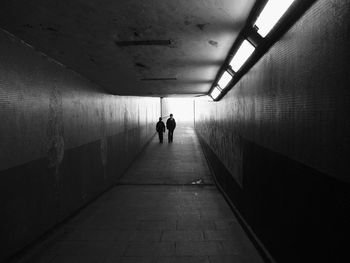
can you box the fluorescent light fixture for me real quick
[254,0,295,37]
[210,86,221,100]
[217,71,232,90]
[229,40,255,72]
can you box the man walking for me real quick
[156,117,165,143]
[166,114,176,143]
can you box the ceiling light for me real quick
[210,86,221,100]
[229,40,255,72]
[217,71,233,90]
[254,0,295,38]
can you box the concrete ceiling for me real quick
[0,0,255,97]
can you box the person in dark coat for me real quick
[156,117,165,143]
[166,114,176,143]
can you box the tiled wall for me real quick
[195,0,350,262]
[0,29,160,261]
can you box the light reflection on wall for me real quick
[161,97,194,127]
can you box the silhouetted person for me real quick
[166,114,176,143]
[156,117,165,143]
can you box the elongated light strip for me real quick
[217,71,233,90]
[210,86,221,100]
[254,0,295,38]
[229,40,255,72]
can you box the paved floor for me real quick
[17,126,264,263]
[120,125,213,185]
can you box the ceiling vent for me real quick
[115,40,172,47]
[141,78,177,81]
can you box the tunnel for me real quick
[0,0,349,262]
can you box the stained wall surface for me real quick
[195,0,350,262]
[0,29,159,261]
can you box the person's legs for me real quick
[158,132,163,143]
[169,130,174,142]
[168,130,172,143]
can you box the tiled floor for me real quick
[120,125,213,185]
[17,126,264,263]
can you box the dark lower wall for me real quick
[195,0,350,262]
[0,29,160,261]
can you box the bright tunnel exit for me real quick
[161,97,195,127]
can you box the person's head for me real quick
[170,114,173,118]
[159,117,162,121]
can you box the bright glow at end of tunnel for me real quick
[195,95,212,101]
[162,98,194,124]
[229,40,255,72]
[217,71,232,90]
[210,87,221,100]
[254,0,295,38]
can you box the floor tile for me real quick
[157,256,210,263]
[162,230,204,242]
[175,241,223,256]
[124,242,175,257]
[128,230,162,242]
[104,256,156,263]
